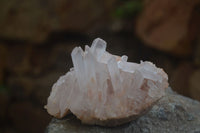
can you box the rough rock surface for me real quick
[46,88,200,133]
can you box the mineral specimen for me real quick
[45,38,169,126]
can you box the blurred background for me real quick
[0,0,200,133]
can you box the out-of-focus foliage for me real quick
[0,84,9,94]
[114,0,143,19]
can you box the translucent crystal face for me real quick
[45,38,169,126]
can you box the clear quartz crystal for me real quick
[45,38,169,125]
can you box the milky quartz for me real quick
[45,38,169,126]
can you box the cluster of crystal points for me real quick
[45,38,168,125]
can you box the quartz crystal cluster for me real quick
[45,38,169,126]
